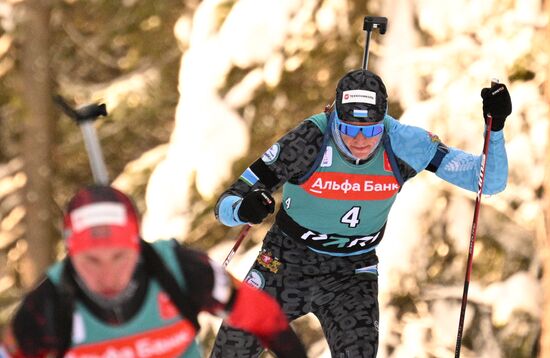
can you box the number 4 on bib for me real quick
[340,206,361,228]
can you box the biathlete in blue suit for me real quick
[210,68,512,357]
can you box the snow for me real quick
[141,1,546,356]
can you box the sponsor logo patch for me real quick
[256,250,282,273]
[244,269,265,289]
[342,90,376,105]
[261,143,280,164]
[65,320,196,357]
[301,231,382,249]
[302,172,399,200]
[320,146,333,167]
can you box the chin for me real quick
[351,145,379,159]
[99,290,121,298]
[353,152,372,159]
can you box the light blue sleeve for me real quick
[386,116,440,172]
[217,195,246,227]
[386,116,508,195]
[435,130,507,194]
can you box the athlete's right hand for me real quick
[238,189,275,224]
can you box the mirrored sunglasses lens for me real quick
[348,126,362,137]
[339,124,360,137]
[338,123,383,138]
[364,125,383,137]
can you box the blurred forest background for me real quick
[0,0,549,357]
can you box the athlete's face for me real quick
[340,121,383,159]
[72,246,139,298]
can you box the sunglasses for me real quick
[335,117,384,138]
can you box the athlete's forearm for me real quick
[435,131,508,194]
[214,120,324,225]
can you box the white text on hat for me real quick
[342,90,376,105]
[70,203,127,232]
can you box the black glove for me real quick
[238,189,275,224]
[481,83,512,131]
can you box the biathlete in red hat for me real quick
[2,185,307,358]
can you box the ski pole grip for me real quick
[483,78,500,133]
[53,95,110,184]
[363,16,388,34]
[75,103,107,122]
[54,95,108,123]
[486,78,499,120]
[362,16,388,70]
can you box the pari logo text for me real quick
[302,172,399,200]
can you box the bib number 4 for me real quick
[340,206,361,228]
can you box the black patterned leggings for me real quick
[210,224,380,358]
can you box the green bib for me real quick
[281,114,399,254]
[47,240,201,358]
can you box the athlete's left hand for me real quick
[481,83,512,131]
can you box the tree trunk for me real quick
[19,0,56,288]
[541,0,550,356]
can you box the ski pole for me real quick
[222,190,273,268]
[223,224,251,268]
[362,16,387,70]
[454,80,498,357]
[54,96,109,185]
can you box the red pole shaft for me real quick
[454,114,493,357]
[223,224,252,268]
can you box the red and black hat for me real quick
[335,69,388,123]
[64,185,140,256]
